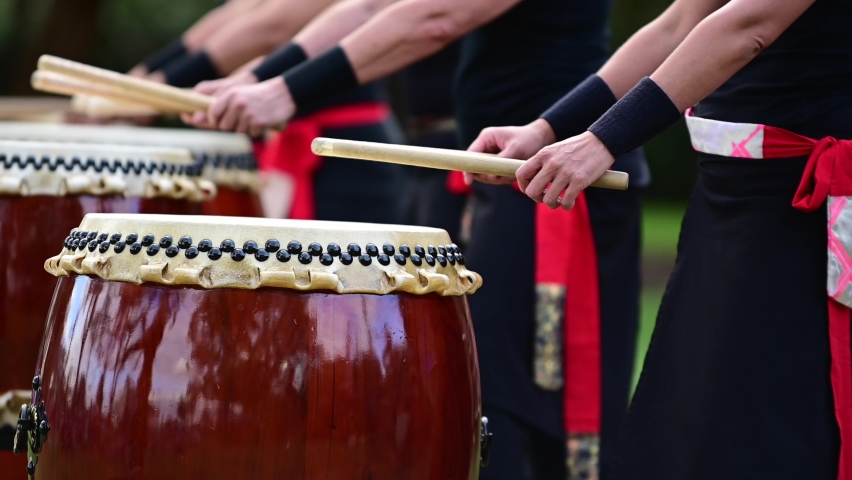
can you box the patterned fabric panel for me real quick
[828,196,852,309]
[534,283,565,390]
[684,112,765,159]
[567,433,600,480]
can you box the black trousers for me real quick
[479,407,567,480]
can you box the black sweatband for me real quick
[283,46,358,109]
[253,43,308,81]
[162,51,221,88]
[540,75,617,141]
[588,77,682,159]
[142,39,188,72]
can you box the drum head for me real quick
[0,140,215,199]
[45,214,481,296]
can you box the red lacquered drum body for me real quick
[202,185,263,217]
[0,140,210,477]
[36,276,480,479]
[0,196,200,395]
[26,214,484,479]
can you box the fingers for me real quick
[194,80,219,96]
[560,181,584,210]
[516,153,543,193]
[542,171,570,209]
[210,91,244,131]
[523,150,556,203]
[468,128,497,153]
[463,172,473,185]
[235,111,251,135]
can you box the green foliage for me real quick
[97,0,219,71]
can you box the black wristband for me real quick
[588,77,681,159]
[142,39,188,72]
[540,75,617,141]
[283,46,358,109]
[162,51,221,88]
[253,43,308,82]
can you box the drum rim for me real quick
[44,214,481,296]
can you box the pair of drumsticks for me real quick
[31,55,629,190]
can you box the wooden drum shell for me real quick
[0,196,202,395]
[202,185,264,217]
[34,274,482,479]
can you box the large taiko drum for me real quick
[20,214,486,479]
[0,142,213,477]
[0,121,263,217]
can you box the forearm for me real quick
[598,0,725,98]
[651,0,814,111]
[340,0,518,84]
[183,0,266,51]
[294,0,398,58]
[586,0,815,162]
[204,0,336,74]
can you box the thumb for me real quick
[468,128,501,153]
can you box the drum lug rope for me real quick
[13,375,50,479]
[480,416,493,467]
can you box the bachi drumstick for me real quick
[311,137,630,190]
[32,70,185,114]
[35,55,213,112]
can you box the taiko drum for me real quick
[20,214,485,479]
[0,142,213,477]
[0,121,263,217]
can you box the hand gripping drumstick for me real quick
[311,137,630,190]
[32,70,183,114]
[35,55,213,112]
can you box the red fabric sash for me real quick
[537,193,602,434]
[761,126,852,480]
[447,165,602,435]
[258,102,391,219]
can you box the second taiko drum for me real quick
[22,214,485,479]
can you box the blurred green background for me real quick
[0,0,695,385]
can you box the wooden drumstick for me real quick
[71,94,164,117]
[311,137,630,190]
[32,70,184,113]
[36,55,213,112]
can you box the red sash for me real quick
[446,169,602,437]
[259,102,391,219]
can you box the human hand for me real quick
[181,71,259,126]
[465,118,556,185]
[186,77,295,137]
[127,65,148,78]
[195,70,258,96]
[516,131,615,210]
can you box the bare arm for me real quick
[293,0,398,58]
[598,0,727,98]
[651,0,815,111]
[516,0,818,211]
[183,0,267,51]
[202,0,337,74]
[340,0,521,83]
